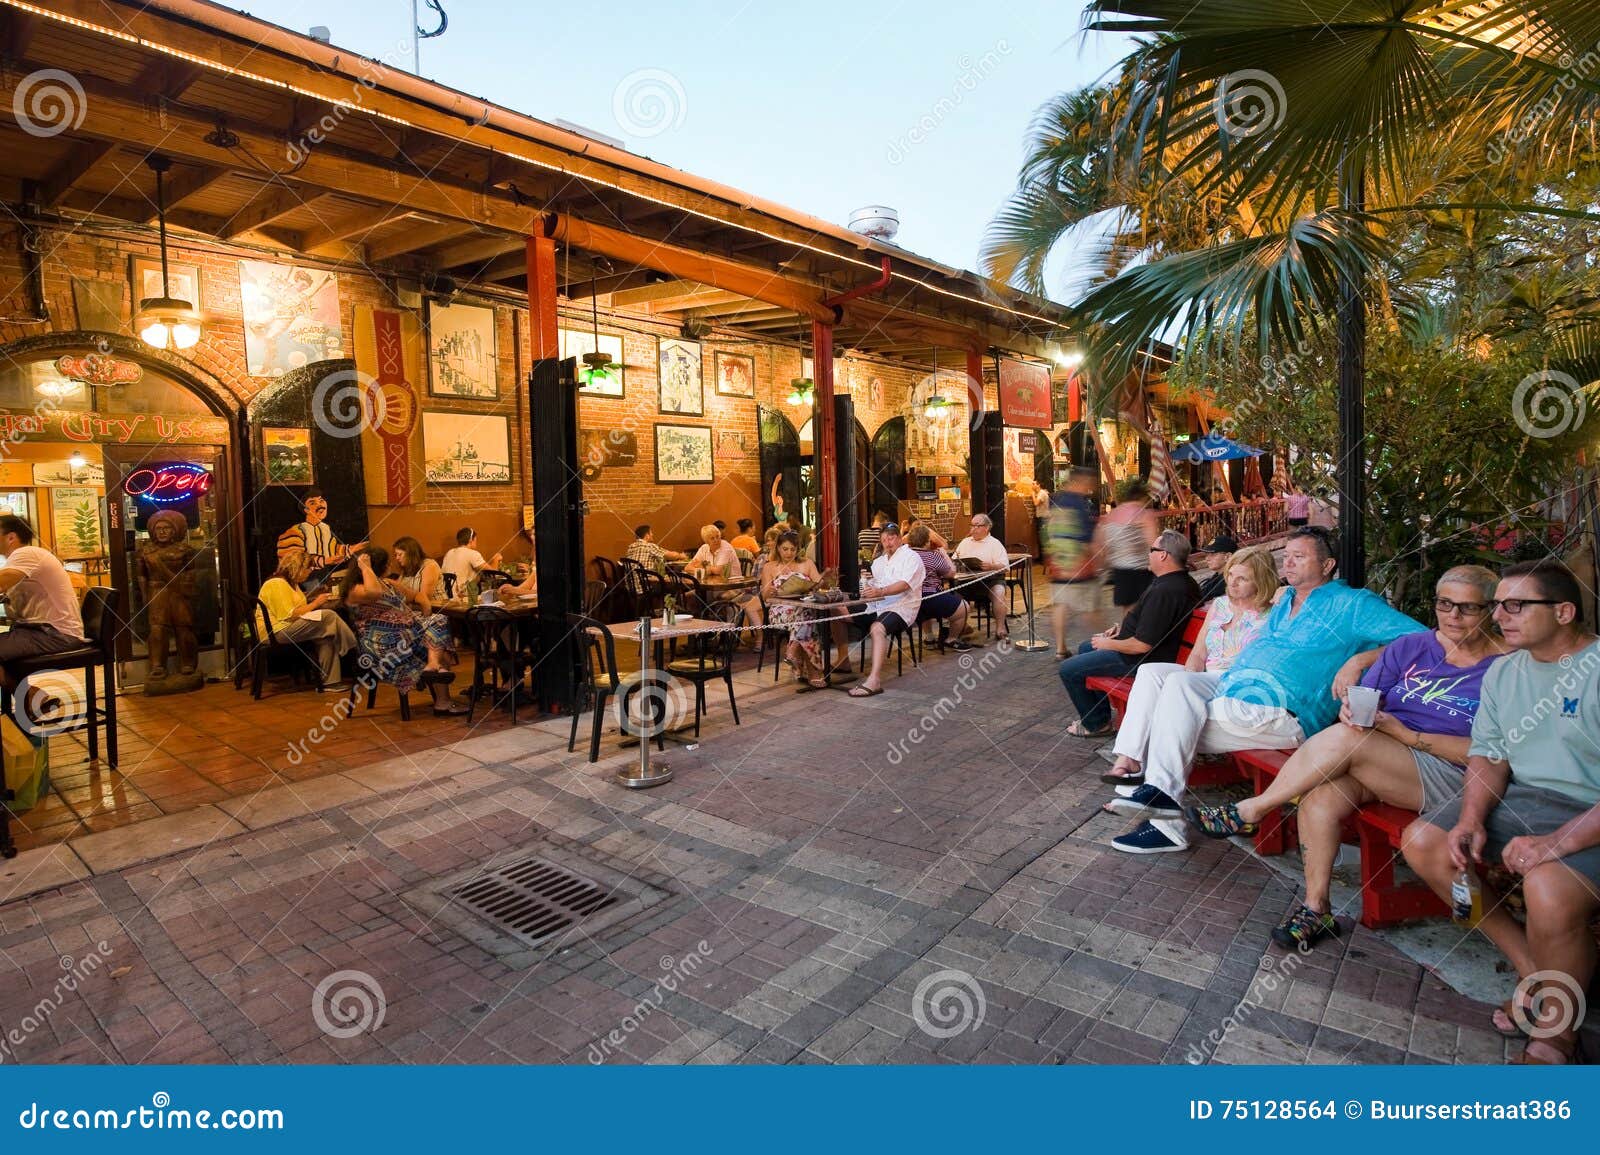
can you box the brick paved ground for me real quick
[0,625,1534,1065]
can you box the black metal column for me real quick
[1336,158,1366,586]
[980,411,1007,540]
[531,356,583,713]
[832,393,861,595]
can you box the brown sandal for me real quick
[1512,1033,1581,1064]
[1492,996,1532,1038]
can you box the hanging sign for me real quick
[997,358,1052,429]
[351,306,425,506]
[123,461,213,504]
[0,410,230,445]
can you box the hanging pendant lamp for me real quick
[135,155,203,351]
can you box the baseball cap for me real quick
[1194,533,1238,555]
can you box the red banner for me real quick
[354,307,424,506]
[998,358,1051,429]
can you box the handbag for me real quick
[2,715,51,811]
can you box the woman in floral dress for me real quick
[340,547,467,715]
[762,532,850,688]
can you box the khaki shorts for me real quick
[1052,580,1098,612]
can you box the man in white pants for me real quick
[1108,528,1424,853]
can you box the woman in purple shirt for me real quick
[1189,566,1505,951]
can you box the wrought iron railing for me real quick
[1158,498,1288,549]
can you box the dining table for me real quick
[603,614,739,788]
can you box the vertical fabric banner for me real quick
[352,306,424,506]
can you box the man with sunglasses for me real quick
[1109,526,1425,854]
[1059,529,1199,737]
[1402,560,1600,1063]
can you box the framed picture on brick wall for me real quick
[423,412,512,483]
[654,424,713,484]
[658,338,703,415]
[131,255,202,314]
[425,300,498,399]
[714,351,755,398]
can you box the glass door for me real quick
[103,445,227,686]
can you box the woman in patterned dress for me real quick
[340,546,467,715]
[762,532,849,688]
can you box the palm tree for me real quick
[986,1,1600,374]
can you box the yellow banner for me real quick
[351,306,425,507]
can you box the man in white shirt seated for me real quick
[441,527,502,595]
[0,516,88,714]
[850,522,925,697]
[952,513,1013,642]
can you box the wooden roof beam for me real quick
[220,184,333,240]
[150,164,232,220]
[366,220,481,263]
[569,270,660,299]
[300,203,395,252]
[35,140,118,207]
[431,233,526,270]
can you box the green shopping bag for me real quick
[2,715,51,812]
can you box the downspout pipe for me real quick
[822,257,892,316]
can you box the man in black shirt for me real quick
[1059,529,1201,736]
[1191,533,1237,602]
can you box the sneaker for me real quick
[1112,819,1189,854]
[1270,904,1340,951]
[1187,802,1258,838]
[1104,783,1182,818]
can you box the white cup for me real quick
[1346,685,1381,728]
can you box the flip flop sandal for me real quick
[1512,1034,1581,1064]
[1066,722,1112,737]
[848,685,883,698]
[1493,996,1536,1038]
[1188,802,1259,838]
[1100,770,1144,786]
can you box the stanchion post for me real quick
[1012,556,1051,651]
[617,613,674,789]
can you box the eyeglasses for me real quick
[1435,597,1490,617]
[1492,598,1562,615]
[1148,546,1167,555]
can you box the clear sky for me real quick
[236,0,1131,299]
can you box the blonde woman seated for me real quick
[1189,566,1504,952]
[256,549,358,690]
[1102,545,1278,787]
[762,531,849,687]
[687,522,763,633]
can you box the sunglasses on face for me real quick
[1435,597,1490,617]
[1492,598,1562,615]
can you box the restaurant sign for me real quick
[997,358,1052,429]
[0,410,231,445]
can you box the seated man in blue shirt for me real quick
[1402,561,1600,1064]
[1110,527,1426,854]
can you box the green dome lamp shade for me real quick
[579,274,621,385]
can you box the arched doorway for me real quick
[869,417,906,522]
[758,405,801,529]
[793,412,871,535]
[0,332,245,685]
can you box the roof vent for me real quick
[309,26,331,43]
[848,205,899,242]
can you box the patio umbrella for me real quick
[1171,433,1265,462]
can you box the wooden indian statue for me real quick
[138,508,201,688]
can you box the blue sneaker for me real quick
[1104,783,1182,818]
[1111,819,1189,854]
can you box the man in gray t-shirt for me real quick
[1403,561,1600,1062]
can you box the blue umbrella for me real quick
[1171,433,1264,462]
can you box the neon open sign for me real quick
[124,462,212,505]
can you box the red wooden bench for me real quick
[1081,602,1448,930]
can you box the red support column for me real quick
[812,320,838,570]
[526,234,559,359]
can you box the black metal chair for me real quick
[231,593,320,699]
[755,583,791,682]
[590,556,625,617]
[1,587,122,772]
[1005,545,1028,615]
[665,600,741,737]
[619,558,665,620]
[464,605,533,724]
[477,568,515,594]
[858,606,919,677]
[583,579,608,615]
[567,612,650,762]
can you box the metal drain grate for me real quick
[409,839,671,963]
[447,856,619,948]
